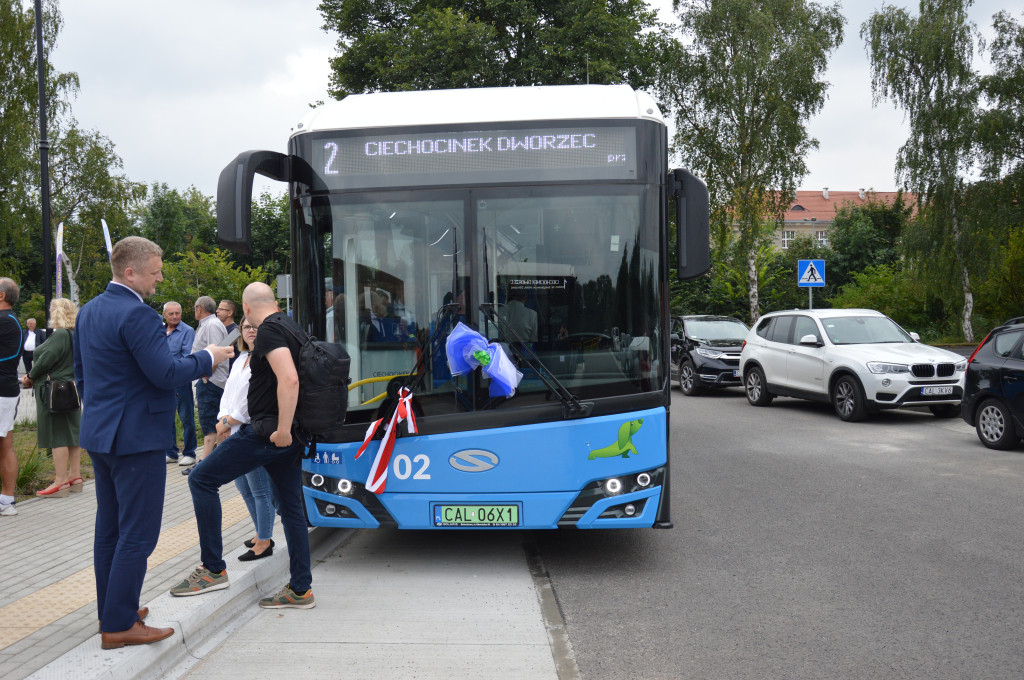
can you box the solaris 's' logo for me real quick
[449,449,499,472]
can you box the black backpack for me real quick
[262,316,351,451]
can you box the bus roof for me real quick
[292,84,664,137]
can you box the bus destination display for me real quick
[312,125,637,188]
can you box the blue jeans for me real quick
[188,425,311,592]
[166,383,196,460]
[235,464,279,541]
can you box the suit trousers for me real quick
[187,425,311,592]
[91,450,166,632]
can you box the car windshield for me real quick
[686,319,748,343]
[820,315,912,345]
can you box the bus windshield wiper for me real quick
[479,304,593,419]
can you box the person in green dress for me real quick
[22,298,82,497]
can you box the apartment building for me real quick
[777,188,909,249]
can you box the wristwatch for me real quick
[221,417,230,427]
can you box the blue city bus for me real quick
[217,84,709,529]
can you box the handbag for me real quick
[45,378,81,414]
[43,329,81,414]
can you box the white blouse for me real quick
[217,351,251,435]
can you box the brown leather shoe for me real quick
[100,620,173,649]
[98,607,149,633]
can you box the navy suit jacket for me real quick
[74,282,214,456]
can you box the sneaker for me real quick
[165,454,179,463]
[170,566,229,597]
[178,455,196,466]
[0,502,16,517]
[259,584,315,609]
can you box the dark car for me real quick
[961,317,1024,450]
[670,315,749,395]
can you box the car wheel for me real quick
[832,375,868,422]
[679,360,701,396]
[744,366,773,406]
[929,404,960,419]
[975,398,1019,450]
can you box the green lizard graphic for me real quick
[587,419,643,460]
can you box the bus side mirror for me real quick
[670,168,710,281]
[216,150,293,255]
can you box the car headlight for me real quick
[955,359,967,372]
[695,348,724,359]
[867,361,910,374]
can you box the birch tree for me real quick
[863,0,980,341]
[661,0,843,322]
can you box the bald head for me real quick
[242,282,279,325]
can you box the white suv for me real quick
[739,308,966,421]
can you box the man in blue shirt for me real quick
[163,301,197,464]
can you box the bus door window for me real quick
[326,198,466,419]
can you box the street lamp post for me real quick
[34,0,53,320]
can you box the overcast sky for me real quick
[49,0,1024,201]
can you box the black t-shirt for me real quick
[0,310,22,398]
[248,312,304,426]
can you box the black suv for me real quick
[961,317,1024,450]
[670,315,749,395]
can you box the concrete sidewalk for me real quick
[0,461,345,680]
[1,464,573,680]
[177,529,570,680]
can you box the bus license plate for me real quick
[434,504,520,527]
[922,386,953,396]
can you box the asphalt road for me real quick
[533,388,1024,679]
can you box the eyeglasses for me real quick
[217,308,231,313]
[241,325,257,332]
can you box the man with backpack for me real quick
[170,281,315,608]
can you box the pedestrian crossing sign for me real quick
[797,260,825,287]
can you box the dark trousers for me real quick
[91,450,165,632]
[187,425,311,592]
[21,351,33,374]
[166,383,196,459]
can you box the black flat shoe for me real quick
[238,546,273,562]
[244,538,275,549]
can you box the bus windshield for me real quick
[310,185,661,422]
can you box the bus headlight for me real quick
[636,473,651,487]
[324,504,336,515]
[311,474,324,488]
[605,478,622,494]
[624,504,636,516]
[337,479,353,495]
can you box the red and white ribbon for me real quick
[355,387,417,494]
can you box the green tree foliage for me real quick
[152,249,270,327]
[977,11,1024,180]
[661,0,844,322]
[0,0,78,286]
[826,194,910,293]
[830,263,939,338]
[318,0,668,97]
[47,125,147,303]
[863,0,981,341]
[137,183,217,259]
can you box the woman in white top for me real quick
[216,317,277,561]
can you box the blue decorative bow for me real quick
[445,322,523,398]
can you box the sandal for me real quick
[68,477,84,493]
[37,482,70,498]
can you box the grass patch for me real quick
[11,424,94,502]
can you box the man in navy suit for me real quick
[74,237,234,650]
